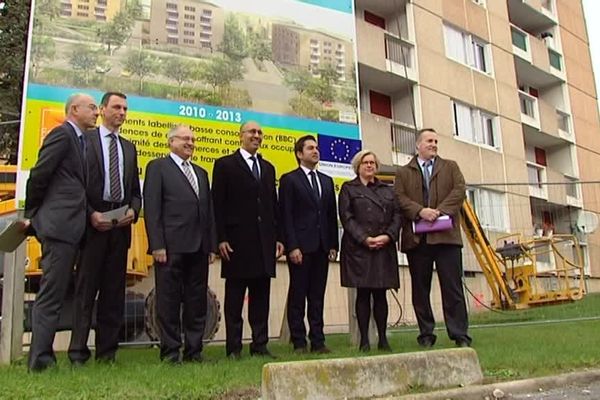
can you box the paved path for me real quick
[512,380,600,399]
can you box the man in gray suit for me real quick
[24,93,99,372]
[143,125,217,363]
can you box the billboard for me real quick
[17,0,361,203]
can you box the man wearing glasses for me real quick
[212,120,284,359]
[143,125,217,363]
[25,93,99,372]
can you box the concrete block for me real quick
[261,348,483,400]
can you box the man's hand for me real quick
[364,237,379,250]
[275,241,285,259]
[152,248,167,264]
[373,234,391,249]
[16,219,31,233]
[328,249,337,261]
[116,208,135,228]
[418,207,440,222]
[289,248,303,265]
[208,252,216,264]
[90,211,113,232]
[219,241,233,261]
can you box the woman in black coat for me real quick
[339,150,402,352]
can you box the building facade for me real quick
[148,0,224,50]
[355,0,600,277]
[59,0,124,21]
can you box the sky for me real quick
[582,0,599,106]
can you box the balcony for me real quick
[391,122,417,165]
[512,26,564,87]
[385,34,415,78]
[519,90,540,129]
[527,162,547,199]
[565,175,582,208]
[508,0,557,33]
[556,109,572,141]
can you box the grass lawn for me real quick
[1,294,599,399]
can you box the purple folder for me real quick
[412,215,453,234]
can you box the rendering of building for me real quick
[272,22,354,80]
[148,0,224,50]
[59,0,124,21]
[355,0,600,277]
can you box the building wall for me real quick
[60,0,123,22]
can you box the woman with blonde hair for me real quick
[338,150,402,351]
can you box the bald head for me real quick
[65,93,99,131]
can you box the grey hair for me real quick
[166,124,190,140]
[64,93,88,115]
[350,149,380,175]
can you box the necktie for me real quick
[309,171,320,199]
[182,161,199,197]
[79,134,86,156]
[423,160,432,206]
[423,160,432,190]
[108,133,122,202]
[250,156,260,180]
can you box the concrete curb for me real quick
[393,368,600,399]
[261,348,483,400]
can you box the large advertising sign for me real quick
[17,0,361,203]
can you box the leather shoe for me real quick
[359,343,370,352]
[29,360,57,373]
[418,338,435,348]
[293,346,308,354]
[455,339,471,348]
[311,346,331,354]
[227,352,242,360]
[377,342,393,352]
[250,348,277,359]
[183,355,203,363]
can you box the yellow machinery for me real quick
[461,199,585,310]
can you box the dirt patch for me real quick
[214,387,261,400]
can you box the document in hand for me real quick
[412,215,453,234]
[101,205,129,222]
[0,219,29,252]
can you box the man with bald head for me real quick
[144,125,217,363]
[212,120,284,359]
[24,93,99,372]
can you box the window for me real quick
[452,101,499,148]
[548,49,562,70]
[467,188,508,231]
[444,25,491,73]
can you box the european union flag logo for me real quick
[318,134,361,164]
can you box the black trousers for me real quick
[224,276,270,355]
[68,227,128,363]
[154,251,209,362]
[28,238,79,371]
[406,242,471,344]
[286,251,328,350]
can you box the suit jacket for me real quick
[212,150,279,279]
[24,122,87,244]
[279,167,338,254]
[394,155,466,252]
[339,178,401,288]
[143,156,217,255]
[85,127,142,246]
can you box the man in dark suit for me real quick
[24,93,99,371]
[279,135,338,354]
[68,92,142,365]
[394,128,471,348]
[143,125,217,363]
[212,120,284,359]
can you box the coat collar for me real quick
[408,155,444,181]
[346,176,386,209]
[234,149,263,183]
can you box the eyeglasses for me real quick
[173,135,195,143]
[361,160,377,166]
[242,128,263,135]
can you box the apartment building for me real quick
[59,0,123,21]
[147,0,224,50]
[355,0,600,277]
[272,22,354,81]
